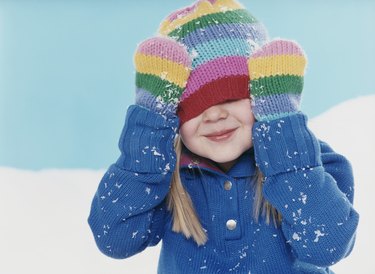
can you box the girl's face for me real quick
[179,98,255,171]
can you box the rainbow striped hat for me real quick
[135,0,269,124]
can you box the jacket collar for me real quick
[180,145,257,178]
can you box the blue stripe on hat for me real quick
[191,37,252,68]
[181,22,268,49]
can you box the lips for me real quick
[204,128,238,142]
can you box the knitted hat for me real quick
[159,0,269,124]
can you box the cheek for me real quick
[179,124,190,140]
[179,122,197,147]
[248,115,255,129]
[179,120,206,157]
[244,106,255,127]
[241,114,255,148]
[238,111,255,130]
[236,99,255,126]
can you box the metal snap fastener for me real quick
[224,180,232,190]
[226,219,237,230]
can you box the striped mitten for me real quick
[134,36,192,118]
[248,40,307,121]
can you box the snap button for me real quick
[224,180,232,190]
[226,219,237,230]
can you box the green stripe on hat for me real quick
[250,75,304,96]
[168,9,258,40]
[136,73,184,102]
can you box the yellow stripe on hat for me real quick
[159,0,243,36]
[134,53,190,88]
[249,55,306,80]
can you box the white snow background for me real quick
[0,95,374,274]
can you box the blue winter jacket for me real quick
[88,105,359,273]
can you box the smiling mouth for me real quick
[204,128,238,142]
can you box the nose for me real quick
[202,104,229,123]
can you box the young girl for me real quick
[88,0,359,273]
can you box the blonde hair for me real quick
[165,136,282,246]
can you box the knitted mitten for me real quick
[248,39,307,121]
[134,36,192,118]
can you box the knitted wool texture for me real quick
[248,39,307,121]
[161,0,269,124]
[134,37,192,117]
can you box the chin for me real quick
[208,150,242,164]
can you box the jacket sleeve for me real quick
[252,112,359,267]
[88,105,178,259]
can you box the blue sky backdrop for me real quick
[1,0,374,170]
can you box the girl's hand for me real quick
[248,40,307,121]
[134,37,192,119]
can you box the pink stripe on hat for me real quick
[182,56,248,100]
[167,1,200,21]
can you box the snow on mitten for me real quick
[134,36,192,119]
[248,40,307,121]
